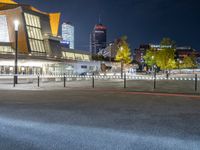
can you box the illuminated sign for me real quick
[95,25,107,30]
[0,15,10,42]
[95,30,105,33]
[60,40,70,45]
[150,44,172,48]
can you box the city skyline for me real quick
[1,1,200,150]
[15,0,200,51]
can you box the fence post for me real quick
[13,75,16,87]
[195,74,197,92]
[153,69,156,89]
[37,74,40,87]
[124,72,126,88]
[64,73,66,87]
[92,73,94,88]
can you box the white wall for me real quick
[73,61,101,74]
[0,15,10,42]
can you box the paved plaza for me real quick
[0,88,200,150]
[0,76,199,94]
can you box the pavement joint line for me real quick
[123,91,200,99]
[71,88,200,99]
[0,86,200,99]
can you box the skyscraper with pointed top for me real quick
[90,17,107,56]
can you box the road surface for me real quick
[0,89,200,150]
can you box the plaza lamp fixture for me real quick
[14,20,19,84]
[120,46,124,79]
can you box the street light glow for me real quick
[14,20,19,31]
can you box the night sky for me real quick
[16,0,200,51]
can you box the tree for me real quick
[92,54,110,61]
[155,38,177,70]
[115,36,132,64]
[143,37,177,71]
[160,37,176,48]
[143,48,157,67]
[166,58,177,70]
[181,55,197,69]
[156,48,177,70]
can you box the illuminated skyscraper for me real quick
[62,22,74,49]
[90,23,107,56]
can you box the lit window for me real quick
[61,51,90,61]
[0,15,10,42]
[81,65,87,69]
[24,13,45,53]
[0,46,14,54]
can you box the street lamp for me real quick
[177,58,180,69]
[120,47,124,79]
[151,55,155,75]
[179,60,183,74]
[153,64,157,89]
[14,20,19,84]
[177,58,183,74]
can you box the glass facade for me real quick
[24,13,45,53]
[62,51,90,61]
[90,24,107,55]
[62,23,74,49]
[0,15,10,42]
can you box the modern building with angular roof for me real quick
[0,0,94,75]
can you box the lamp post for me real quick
[177,58,180,70]
[179,60,183,74]
[151,55,155,76]
[177,58,182,74]
[153,64,157,89]
[121,59,124,79]
[120,47,124,79]
[14,20,19,84]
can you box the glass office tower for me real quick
[62,22,74,49]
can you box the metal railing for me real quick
[0,73,199,93]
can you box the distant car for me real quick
[79,72,87,76]
[79,72,94,76]
[86,72,93,76]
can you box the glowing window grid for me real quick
[24,13,45,53]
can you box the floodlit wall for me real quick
[0,15,9,42]
[0,0,17,4]
[3,7,29,53]
[49,13,60,37]
[62,51,90,61]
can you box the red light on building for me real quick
[95,24,107,30]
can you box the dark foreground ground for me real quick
[0,89,200,150]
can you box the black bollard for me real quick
[64,73,66,87]
[92,73,94,88]
[13,75,16,87]
[124,72,126,88]
[37,75,40,87]
[153,70,157,89]
[195,74,198,92]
